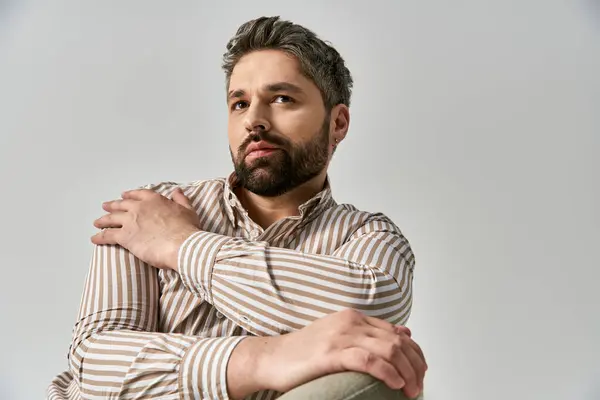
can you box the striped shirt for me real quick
[47,173,415,400]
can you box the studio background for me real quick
[0,1,598,399]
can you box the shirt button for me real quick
[249,229,260,239]
[229,199,236,207]
[216,311,224,319]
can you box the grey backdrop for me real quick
[0,1,598,399]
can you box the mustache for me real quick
[238,130,289,154]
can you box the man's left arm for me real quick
[177,214,415,336]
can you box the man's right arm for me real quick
[227,309,426,400]
[67,241,246,400]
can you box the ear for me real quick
[329,104,350,147]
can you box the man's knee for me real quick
[278,371,422,400]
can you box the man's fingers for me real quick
[362,325,423,369]
[339,347,405,390]
[407,339,427,371]
[90,228,120,245]
[396,325,412,337]
[121,189,156,200]
[353,327,425,397]
[394,350,421,399]
[402,342,426,391]
[364,315,411,337]
[172,188,193,210]
[102,199,135,213]
[94,212,126,229]
[364,315,395,332]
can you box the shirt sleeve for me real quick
[177,213,415,336]
[66,241,245,400]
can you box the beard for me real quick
[230,117,330,197]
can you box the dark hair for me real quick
[222,16,353,110]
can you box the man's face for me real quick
[227,49,332,197]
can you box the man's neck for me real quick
[235,171,328,229]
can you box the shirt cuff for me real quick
[179,336,247,400]
[177,231,230,303]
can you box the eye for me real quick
[273,95,294,104]
[232,101,248,111]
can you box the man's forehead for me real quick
[229,50,305,89]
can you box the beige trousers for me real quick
[278,372,424,400]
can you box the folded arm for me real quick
[177,213,415,336]
[67,238,245,400]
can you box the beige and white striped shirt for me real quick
[47,173,415,400]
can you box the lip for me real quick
[246,148,280,160]
[245,141,280,156]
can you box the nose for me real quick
[243,102,271,133]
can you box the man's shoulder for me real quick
[331,203,413,262]
[137,177,227,198]
[330,203,402,233]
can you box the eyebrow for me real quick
[227,82,305,101]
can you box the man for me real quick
[48,16,426,400]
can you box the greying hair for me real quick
[222,16,353,110]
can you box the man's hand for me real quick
[91,188,200,270]
[228,309,427,399]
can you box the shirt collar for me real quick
[222,171,335,225]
